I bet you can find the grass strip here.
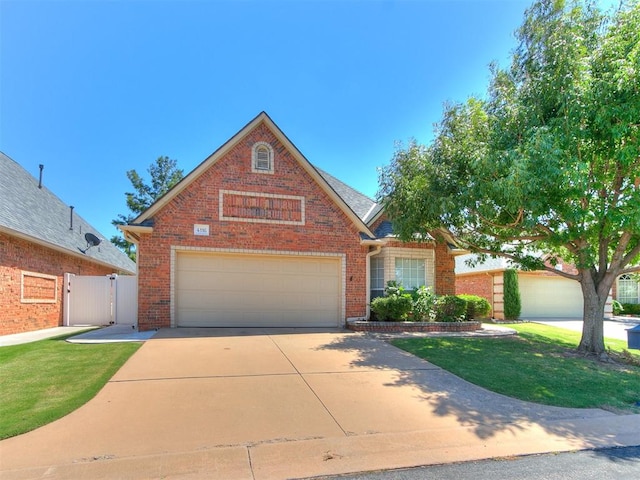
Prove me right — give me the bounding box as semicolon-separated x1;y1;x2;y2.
391;323;640;413
0;333;141;439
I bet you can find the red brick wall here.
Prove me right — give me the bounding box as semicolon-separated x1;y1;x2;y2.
434;241;456;295
0;232;114;335
136;122;371;330
456;273;494;300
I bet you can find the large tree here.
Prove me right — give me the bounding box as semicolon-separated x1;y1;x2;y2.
378;0;640;358
111;156;184;261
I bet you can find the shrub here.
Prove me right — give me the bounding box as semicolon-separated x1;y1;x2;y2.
612;300;623;315
370;281;413;321
457;294;492;320
410;286;437;321
503;269;521;320
433;295;467;322
621;303;640;316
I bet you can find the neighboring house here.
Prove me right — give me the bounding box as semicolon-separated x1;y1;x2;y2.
121;112;460;330
0;153;136;335
615;273;640;305
454;254;613;319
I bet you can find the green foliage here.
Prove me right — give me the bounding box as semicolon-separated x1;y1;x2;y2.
370;282;484;322
377;0;640;354
111;156;184;261
458;294;492;320
612;299;624;315
370;295;413;322
370;281;413;321
503;269;522;320
433;295;468;322
621;303;640;316
410;285;437;321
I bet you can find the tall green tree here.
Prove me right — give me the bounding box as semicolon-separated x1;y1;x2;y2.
503;269;522;320
378;0;640;358
111;156;184;261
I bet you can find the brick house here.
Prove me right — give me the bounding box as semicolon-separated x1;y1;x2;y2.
0;153;136;335
121;112;459;330
455;254;614;319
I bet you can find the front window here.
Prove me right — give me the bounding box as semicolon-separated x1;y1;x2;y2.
395;258;425;291
618;274;639;304
371;256;385;299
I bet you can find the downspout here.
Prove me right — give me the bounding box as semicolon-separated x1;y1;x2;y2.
365;244;383;320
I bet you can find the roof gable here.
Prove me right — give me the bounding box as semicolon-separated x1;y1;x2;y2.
0;152;136;274
131;112;375;237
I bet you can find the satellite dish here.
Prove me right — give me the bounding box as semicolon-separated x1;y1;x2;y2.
79;232;102;254
85;233;101;247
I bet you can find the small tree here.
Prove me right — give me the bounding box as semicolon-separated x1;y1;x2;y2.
111;156;184;261
503;269;521;321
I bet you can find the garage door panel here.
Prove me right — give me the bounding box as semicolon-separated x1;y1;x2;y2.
176;252;341;327
519;276;583;318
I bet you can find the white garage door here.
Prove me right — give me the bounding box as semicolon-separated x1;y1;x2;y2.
519;275;583;318
176;252;341;327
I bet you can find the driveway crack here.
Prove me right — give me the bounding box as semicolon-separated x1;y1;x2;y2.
246;446;256;480
268;335;348;437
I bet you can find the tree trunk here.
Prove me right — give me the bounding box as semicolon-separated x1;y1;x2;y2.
577;270;611;358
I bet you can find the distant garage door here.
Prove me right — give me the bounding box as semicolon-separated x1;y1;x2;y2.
519;275;583;318
175;252;341;327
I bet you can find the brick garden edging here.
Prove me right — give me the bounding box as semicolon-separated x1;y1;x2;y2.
346;320;482;333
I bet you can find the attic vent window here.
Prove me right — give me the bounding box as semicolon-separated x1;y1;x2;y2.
252;142;274;174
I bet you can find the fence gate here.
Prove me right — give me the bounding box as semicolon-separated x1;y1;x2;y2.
64;274;137;327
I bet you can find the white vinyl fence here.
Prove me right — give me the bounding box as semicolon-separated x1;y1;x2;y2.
64;274;137;327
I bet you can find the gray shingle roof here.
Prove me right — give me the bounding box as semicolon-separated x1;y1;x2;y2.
0;152;136;274
314;167;379;222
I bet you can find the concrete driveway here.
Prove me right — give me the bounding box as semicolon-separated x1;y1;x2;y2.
532;317;640;342
2;329;640;480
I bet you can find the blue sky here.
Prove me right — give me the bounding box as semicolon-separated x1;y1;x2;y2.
2;0;561;241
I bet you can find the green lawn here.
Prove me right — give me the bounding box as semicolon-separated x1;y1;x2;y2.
392;323;640;413
0;333;141;439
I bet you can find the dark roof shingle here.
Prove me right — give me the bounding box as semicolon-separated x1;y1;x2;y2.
0;152;136;274
314;167;380;222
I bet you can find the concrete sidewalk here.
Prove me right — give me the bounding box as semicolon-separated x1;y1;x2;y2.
1;329;639;480
532;317;640;342
0;325;157;346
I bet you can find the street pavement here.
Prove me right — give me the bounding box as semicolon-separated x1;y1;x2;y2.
312;446;640;480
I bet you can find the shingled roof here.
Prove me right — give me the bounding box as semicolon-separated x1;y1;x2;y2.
0;152;136;274
314;167;382;223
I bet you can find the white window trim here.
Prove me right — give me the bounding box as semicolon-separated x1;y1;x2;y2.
618;274;640;304
21;270;58;304
251;142;274;174
373;247;435;292
395;257;427;291
370;255;385;297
